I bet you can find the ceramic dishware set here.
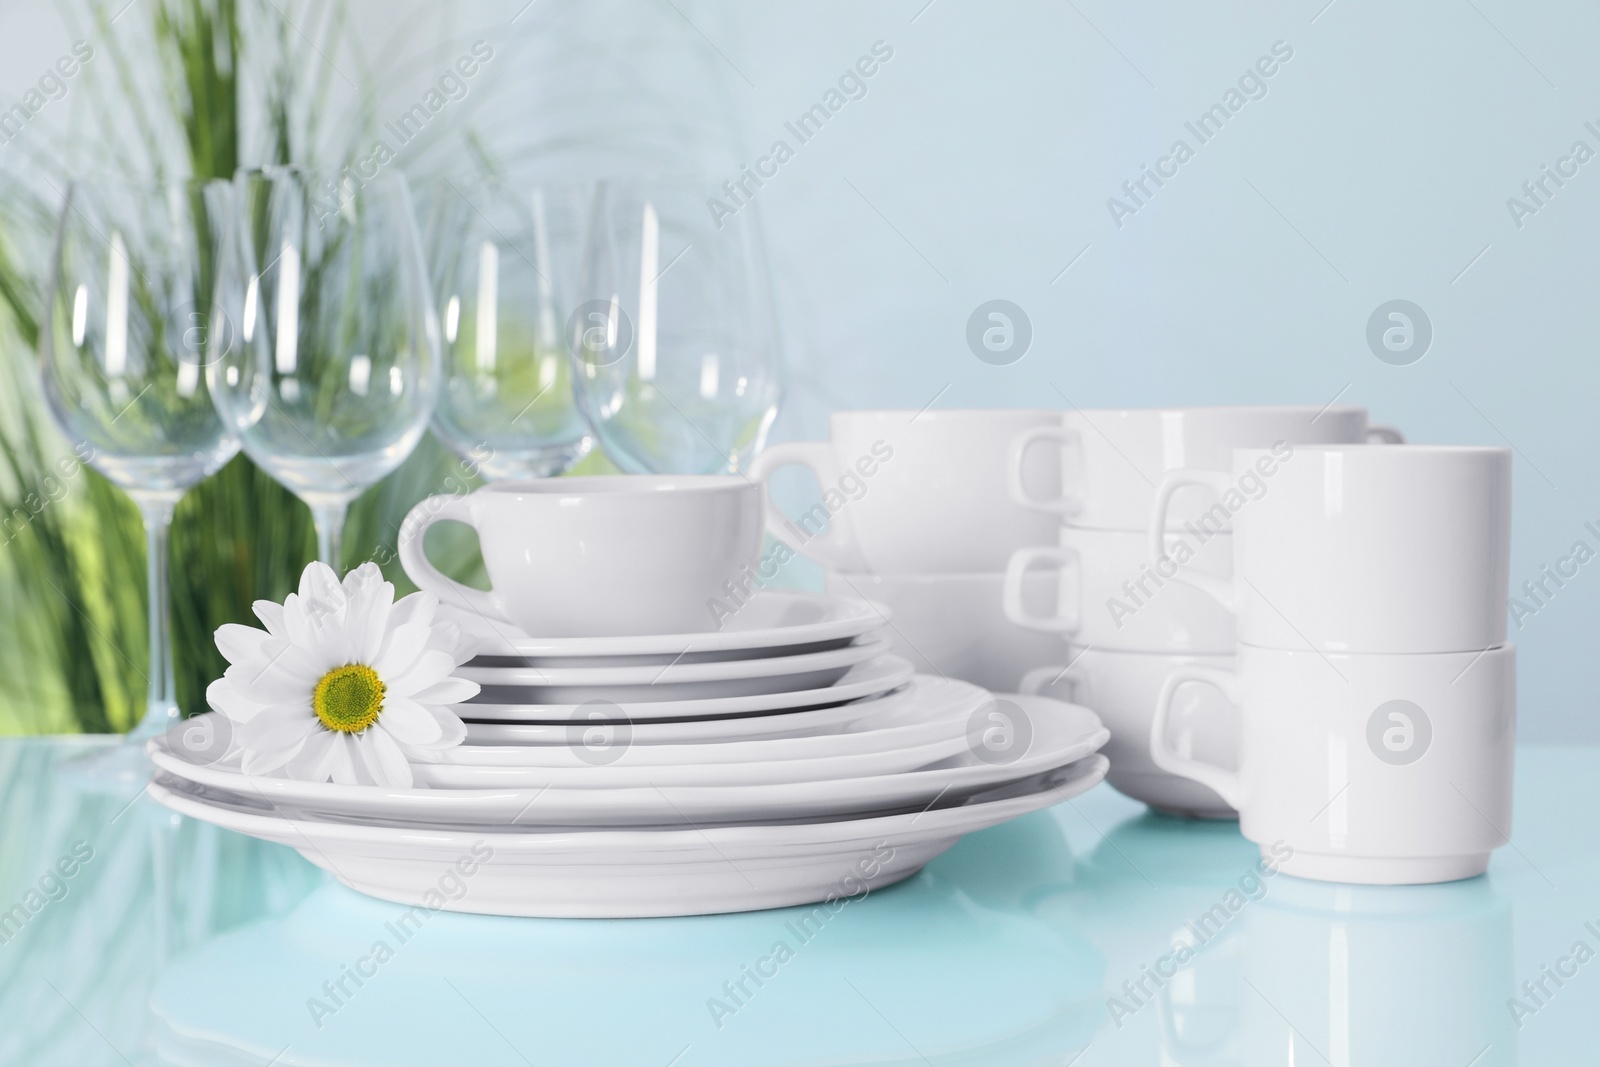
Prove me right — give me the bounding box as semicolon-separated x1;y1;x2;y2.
750;409;1066;692
1002;406;1405;820
1146;444;1515;884
148;476;1110;917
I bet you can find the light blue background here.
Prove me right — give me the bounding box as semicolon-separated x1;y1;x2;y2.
1;0;1591;739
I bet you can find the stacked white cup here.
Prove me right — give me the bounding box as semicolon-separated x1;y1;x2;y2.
1001;406;1403;819
1145;444;1515;884
748;409;1069;692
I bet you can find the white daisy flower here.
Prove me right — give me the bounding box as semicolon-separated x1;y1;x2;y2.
205;561;480;788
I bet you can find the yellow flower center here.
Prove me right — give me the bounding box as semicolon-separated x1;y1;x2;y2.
312;664;386;733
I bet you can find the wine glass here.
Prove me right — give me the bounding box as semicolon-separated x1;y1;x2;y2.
571;181;782;474
38;177;241;768
207;167;440;567
424;179;591;479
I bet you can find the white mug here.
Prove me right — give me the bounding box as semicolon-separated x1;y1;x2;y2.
1002;526;1235;653
824;570;1062;694
1151;643;1516;884
1009;405;1401;531
399;476;762;637
1151;445;1511;654
1021;646;1237;818
750;409;1062;573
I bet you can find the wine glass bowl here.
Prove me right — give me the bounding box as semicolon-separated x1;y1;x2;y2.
571;181;781;475
40;180;239;495
425;180;591;480
37;177;242;755
208;167;440;564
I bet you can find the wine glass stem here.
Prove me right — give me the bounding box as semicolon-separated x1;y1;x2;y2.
311;500;349;571
130;495;179;740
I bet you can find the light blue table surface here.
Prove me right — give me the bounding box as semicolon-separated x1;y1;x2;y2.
0;738;1587;1066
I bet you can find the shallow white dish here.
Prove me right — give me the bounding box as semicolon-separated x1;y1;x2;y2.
149;696;1109;828
442;676;984;765
462;655;913;722
444;591;888;660
464;636;891;704
147;756;1108;917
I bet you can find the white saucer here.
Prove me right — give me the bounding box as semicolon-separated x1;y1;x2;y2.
441;676;984;765
149;696;1109;828
461;655;914;722
444;591;888;660
146;756;1108;917
462;636;890;703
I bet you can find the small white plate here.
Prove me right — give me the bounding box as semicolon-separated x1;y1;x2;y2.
464;636;891;704
148;696;1108;828
146;756;1108;917
462;655;914;722
444;591;888;660
445;676;983;762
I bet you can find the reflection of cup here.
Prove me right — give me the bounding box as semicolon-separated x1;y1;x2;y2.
1003;526;1235;652
752;409;1063;573
1009;406;1397;531
400;475;762;636
1240;876;1513;1066
825;570;1062;693
1152;644;1516;884
1022;646;1237;818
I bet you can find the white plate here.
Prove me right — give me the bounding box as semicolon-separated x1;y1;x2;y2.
464;636;891;703
443;676;984;763
444;591;889;660
462;655;913;722
148;696;1108;828
146;756;1108;917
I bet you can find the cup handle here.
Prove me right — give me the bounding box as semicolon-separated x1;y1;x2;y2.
748;441;868;571
1147;467;1238;610
1150;665;1241;810
1007;425;1084;515
1019;663;1083;700
1002;545;1081;633
397;495;501;619
1365;422;1405;444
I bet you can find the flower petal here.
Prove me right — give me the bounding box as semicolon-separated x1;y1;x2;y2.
327;735;359;785
345;569;394;664
372;620;431;680
386;650;456;697
420;703;467;748
376;694;442;746
252;599;288;639
363;726;415;788
214;624;273;666
410;677;480;706
206;678;270;721
240;732;308;776
284;730;338;782
236;707;317;752
389;591;438;632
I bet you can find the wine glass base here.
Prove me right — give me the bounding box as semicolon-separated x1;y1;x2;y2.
56;738;159;797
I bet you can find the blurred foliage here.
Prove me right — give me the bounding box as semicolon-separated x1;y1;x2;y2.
0;0;598;733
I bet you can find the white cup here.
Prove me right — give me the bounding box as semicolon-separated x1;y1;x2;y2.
1009;405;1401;531
1021;646;1237;818
1151;445;1512;654
750;409;1062;573
1002;526;1235;653
1151;643;1516;884
399;476;762;637
824;570;1062;694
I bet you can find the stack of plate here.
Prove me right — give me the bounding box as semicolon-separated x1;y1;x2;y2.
147;592;1109;917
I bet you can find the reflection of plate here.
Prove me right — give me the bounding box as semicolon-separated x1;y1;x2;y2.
151;868;1103;1067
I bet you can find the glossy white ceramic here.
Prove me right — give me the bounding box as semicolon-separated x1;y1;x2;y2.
750;409;1062;573
145;755;1109;917
1009;405;1399;531
1150;643;1516;884
1152;445;1512;654
399;475;763;637
1021;645;1237;818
